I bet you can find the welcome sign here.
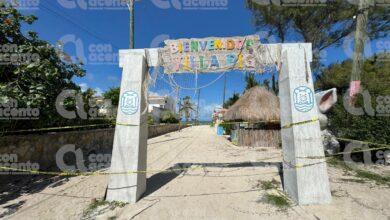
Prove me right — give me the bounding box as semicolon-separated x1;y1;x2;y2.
160;35;262;74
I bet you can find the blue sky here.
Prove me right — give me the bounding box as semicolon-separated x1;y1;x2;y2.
19;0;388;120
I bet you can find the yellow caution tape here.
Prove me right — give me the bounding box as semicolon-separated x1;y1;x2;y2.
0;156;281;176
283;137;390;168
0;136;388;176
0;122;187;134
281;118;319;129
1;124;114;134
0;165;202;176
336;137;390;148
114;122;140;127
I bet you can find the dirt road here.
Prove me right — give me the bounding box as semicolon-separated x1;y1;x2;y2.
1;126;389;219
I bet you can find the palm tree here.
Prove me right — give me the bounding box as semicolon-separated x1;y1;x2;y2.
178;96;196;123
245;72;259;91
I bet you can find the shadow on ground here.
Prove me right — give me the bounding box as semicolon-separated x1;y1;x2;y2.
144;161;283;197
0;174;70;218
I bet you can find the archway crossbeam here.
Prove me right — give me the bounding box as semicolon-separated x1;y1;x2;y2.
119;43;312;70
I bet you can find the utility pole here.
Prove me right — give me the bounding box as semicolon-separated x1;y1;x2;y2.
222;73;227;107
350;0;370;104
127;0;135;49
197;89;201;125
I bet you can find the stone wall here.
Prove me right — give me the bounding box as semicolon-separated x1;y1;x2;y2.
0;124;187;170
148;124;187;138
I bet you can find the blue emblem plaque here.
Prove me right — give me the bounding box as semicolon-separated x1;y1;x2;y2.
120;91;139;115
293;86;314;112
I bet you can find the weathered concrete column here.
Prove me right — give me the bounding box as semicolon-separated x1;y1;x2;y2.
106;51;148;203
279;45;332;205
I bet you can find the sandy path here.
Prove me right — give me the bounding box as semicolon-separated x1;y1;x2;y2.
1;125;389;219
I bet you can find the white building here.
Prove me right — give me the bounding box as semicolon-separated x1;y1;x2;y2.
148;95;177;123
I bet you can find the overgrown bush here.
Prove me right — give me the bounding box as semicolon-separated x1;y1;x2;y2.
160;110;179;124
315;54;390;145
147;114;154;125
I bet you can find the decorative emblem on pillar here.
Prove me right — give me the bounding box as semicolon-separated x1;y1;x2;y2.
293;86;314;112
120;91;139;115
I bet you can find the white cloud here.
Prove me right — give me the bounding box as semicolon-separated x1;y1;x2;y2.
95;87;103;96
198;101;221;121
107;75;119;82
79;83;88;92
149;91;160;97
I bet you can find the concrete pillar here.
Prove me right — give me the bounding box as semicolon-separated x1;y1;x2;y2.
279;45;332;205
106;52;148;203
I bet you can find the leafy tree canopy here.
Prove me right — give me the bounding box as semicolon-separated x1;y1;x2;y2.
0;3;86;130
245;72;259;90
160;110;179;124
246;0;389;70
315;53;390;144
179;96;195;122
103;87;120;106
223;92;240;109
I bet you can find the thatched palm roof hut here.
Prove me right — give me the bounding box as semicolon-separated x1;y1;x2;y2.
224;86;281;148
224;86;280;123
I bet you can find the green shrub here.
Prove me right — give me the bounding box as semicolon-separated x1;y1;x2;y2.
147;114;154;125
220;121;234;135
316;54;390;145
160;110;179;124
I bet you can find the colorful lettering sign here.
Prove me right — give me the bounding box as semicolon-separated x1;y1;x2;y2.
160;35;262;74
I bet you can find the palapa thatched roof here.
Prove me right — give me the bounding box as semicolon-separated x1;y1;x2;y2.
224;86;280;123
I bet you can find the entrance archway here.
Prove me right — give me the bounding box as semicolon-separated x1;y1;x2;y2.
105;36;331;205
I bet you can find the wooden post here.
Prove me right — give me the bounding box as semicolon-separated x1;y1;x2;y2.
106;51;148;203
279;45;332;205
350;0;370;102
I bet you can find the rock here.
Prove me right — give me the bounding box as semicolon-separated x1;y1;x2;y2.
321;129;340;155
